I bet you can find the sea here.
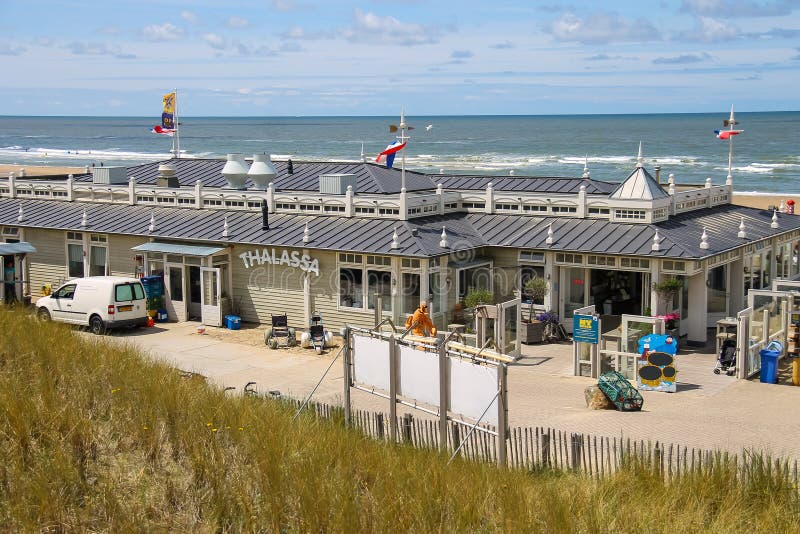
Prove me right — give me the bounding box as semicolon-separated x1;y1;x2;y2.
0;112;797;193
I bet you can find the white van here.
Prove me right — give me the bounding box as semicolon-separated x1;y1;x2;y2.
36;276;148;334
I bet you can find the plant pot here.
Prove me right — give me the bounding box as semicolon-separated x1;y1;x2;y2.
522;320;545;344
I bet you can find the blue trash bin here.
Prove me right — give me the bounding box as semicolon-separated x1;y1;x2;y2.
225;315;241;330
759;340;782;384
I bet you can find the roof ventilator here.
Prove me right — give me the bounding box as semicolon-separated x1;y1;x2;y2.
156;163;179;188
248;154;276;190
221;153;248;190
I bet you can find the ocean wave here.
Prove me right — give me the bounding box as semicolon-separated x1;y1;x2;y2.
0;146;170;161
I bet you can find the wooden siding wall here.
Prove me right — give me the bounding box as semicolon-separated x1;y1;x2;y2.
108;235;142;277
25;228;67;296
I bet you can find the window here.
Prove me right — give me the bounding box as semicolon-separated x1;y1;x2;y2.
555;253;583;266
402;272;421;316
552;206;577;213
89;245;107;276
115;282;145;302
588;207;610;215
462;202;485;209
367;270;392;311
300;204;321;211
339;267;363;308
587;255;616;267
54;284;76;299
402;258;420;269
379;208;399;216
615;209;646;220
355;206;376;215
275;202;294;210
620;257;650;269
324;205;345;213
444;202;459;210
367;255;391;266
520;265;545;305
67;232;85;278
495;203;517;211
519;250;545;263
339;253;362;264
2;227;19;237
523;204;547;212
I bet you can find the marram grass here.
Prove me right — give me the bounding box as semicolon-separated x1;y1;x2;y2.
0;310;798;532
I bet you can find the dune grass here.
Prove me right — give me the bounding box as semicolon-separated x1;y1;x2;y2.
0;309;798;532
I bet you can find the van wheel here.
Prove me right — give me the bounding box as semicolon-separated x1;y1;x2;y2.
89;315;106;335
38;308;51;321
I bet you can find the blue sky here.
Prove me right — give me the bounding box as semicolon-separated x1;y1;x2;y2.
0;0;798;116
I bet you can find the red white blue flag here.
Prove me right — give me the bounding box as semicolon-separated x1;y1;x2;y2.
715;129;742;140
150;125;176;136
376;140;406;168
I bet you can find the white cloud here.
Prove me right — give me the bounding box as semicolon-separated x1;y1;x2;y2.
548;12;661;44
678;17;740;41
227;16;249;29
0;42;26;55
142;23;184;42
61;41;136;59
680;0;800;18
272;0;299;11
451;50;473;59
202;33;227;50
180;10;198;24
345;8;440;46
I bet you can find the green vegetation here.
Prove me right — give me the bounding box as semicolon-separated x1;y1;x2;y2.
1;310;798;531
463;288;493;309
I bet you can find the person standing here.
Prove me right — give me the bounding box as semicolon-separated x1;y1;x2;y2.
4;259;15;304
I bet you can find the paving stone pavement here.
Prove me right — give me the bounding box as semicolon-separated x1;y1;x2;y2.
104;322;800;461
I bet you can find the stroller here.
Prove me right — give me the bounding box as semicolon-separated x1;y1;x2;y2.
300;311;333;354
714;338;737;375
265;313;297;349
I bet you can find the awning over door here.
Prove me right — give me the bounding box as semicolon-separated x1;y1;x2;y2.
132;242;225;257
0;242;36;254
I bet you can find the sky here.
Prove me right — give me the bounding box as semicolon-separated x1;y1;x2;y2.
0;0;799;116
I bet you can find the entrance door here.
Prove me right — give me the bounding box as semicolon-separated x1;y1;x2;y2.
707;264;729;324
188;266;201;320
200;267;222;327
165;264;186;322
561;267;588;333
497;299;521;357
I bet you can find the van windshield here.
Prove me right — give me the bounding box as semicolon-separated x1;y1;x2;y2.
115;282;145;302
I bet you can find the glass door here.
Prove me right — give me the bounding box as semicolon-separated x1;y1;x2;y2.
561;267;588;332
200;267;222;327
497;299;521;357
165;263;186;322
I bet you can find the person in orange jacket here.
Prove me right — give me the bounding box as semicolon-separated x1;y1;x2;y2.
406;301;437;337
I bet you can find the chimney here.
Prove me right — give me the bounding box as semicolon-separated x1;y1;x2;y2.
261;199;269;231
156;163;179;188
654;165;661;184
287;159;294;175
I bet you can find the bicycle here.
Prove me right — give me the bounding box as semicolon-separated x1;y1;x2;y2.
543;321;569;343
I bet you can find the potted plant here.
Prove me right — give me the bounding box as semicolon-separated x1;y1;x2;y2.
462;288;492;333
521;277;549;343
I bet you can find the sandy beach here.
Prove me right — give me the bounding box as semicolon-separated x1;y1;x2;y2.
0;163;796;212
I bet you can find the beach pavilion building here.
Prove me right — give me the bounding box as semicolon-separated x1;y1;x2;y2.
1;151;799;347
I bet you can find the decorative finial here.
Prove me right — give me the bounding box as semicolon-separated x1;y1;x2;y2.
148;213;156;233
780;200;785;213
636;141;643;168
738;217;746;239
771;209;779;229
545;223;553;245
579;184;586;192
582;156;590;179
81;209;88;227
17;204;24;223
222;215;229;238
652;230;660;252
700;228;709;250
303;222;310;243
360;142;365;162
705;177;712;188
509;170;514;175
391;227;399;250
439;168;444;174
439;226;448;248
668;173;675;185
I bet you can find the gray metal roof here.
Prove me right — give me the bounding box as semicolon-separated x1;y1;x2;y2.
2;198;798;260
71;158;618;196
609;167;669;200
73;159;439;195
435;175;616;194
0;241;36;254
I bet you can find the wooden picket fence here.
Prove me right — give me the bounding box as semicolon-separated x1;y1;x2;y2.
283;397;800;488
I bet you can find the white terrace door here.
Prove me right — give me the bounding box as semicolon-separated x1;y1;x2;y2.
165;263;186;322
560;267;589;333
200;267;222;327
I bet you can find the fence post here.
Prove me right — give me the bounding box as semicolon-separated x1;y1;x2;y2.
542;430;551;467
438;339;449;453
402;413;414;443
571;433;583;471
342;326;351;428
376;413;384;440
389;335;398;444
451;423;460;457
497;363;508;468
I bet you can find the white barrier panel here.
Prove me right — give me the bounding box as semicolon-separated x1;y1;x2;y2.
448;357;498;426
398;344;440;408
353;335;391;392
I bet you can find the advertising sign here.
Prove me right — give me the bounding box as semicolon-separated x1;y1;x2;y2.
573;313;599;344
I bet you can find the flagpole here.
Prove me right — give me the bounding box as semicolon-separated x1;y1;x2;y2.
399;108;408;191
174;88;180;159
727;104;734;186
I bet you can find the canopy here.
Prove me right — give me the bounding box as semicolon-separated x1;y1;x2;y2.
132;242;225;257
0;241;36;255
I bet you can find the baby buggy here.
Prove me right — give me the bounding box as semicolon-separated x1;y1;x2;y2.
714;338;737;375
265;313;297;349
300;311;333;354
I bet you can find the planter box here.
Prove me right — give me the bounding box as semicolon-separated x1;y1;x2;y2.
522;320;545;344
